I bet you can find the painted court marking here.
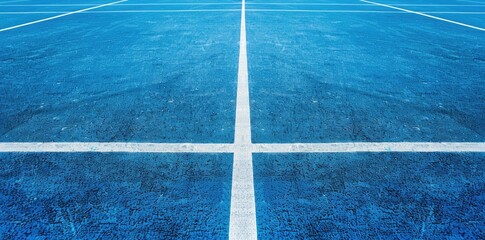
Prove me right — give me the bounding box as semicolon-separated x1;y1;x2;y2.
0;0;127;32
2;10;485;15
0;10;242;14
0;2;241;6
246;2;485;6
1;1;484;239
3;2;485;7
229;0;257;239
1;142;485;153
0;142;235;153
361;0;485;31
246;9;485;14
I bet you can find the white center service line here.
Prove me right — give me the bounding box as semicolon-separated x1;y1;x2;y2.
229;0;257;239
0;0;127;33
361;0;485;31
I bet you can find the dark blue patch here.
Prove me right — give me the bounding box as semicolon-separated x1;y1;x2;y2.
254;153;485;239
0;153;232;239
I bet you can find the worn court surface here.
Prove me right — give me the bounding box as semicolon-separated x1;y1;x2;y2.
0;0;484;239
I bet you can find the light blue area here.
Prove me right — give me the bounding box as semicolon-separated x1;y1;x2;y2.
0;11;240;142
0;153;233;239
254;153;485;239
247;11;485;143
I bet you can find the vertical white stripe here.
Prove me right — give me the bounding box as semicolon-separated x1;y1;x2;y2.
229;0;258;239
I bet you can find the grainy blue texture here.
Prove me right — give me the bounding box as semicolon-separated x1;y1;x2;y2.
254;153;485;239
247;5;485;143
0;5;240;142
0;153;232;239
1;0;485;238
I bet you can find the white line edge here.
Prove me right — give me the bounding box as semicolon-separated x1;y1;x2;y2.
1;142;484;153
361;0;485;31
3;10;485;15
229;0;258;238
0;0;127;32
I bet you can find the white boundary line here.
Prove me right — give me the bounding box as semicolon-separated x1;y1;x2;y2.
0;9;242;14
229;0;257;239
246;2;485;6
361;0;485;31
0;0;29;3
246;10;485;14
253;142;485;153
0;0;127;33
3;3;485;7
3;9;485;14
0;142;234;153
1;142;484;153
2;10;485;14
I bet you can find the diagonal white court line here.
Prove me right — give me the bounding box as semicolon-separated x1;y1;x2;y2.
229;0;257;239
0;0;127;33
361;0;485;31
1;142;484;153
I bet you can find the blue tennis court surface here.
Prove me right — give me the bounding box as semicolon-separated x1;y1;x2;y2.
0;0;484;238
0;153;232;238
247;3;484;143
1;4;240;142
254;153;485;238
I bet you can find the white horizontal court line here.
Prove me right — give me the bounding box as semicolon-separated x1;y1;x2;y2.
3;10;484;15
248;9;402;13
4;2;485;7
0;0;127;33
252;142;485;153
0;9;242;14
1;142;484;153
84;9;241;13
361;0;485;31
1;3;241;6
0;142;235;153
247;9;485;14
5;3;485;7
246;2;485;6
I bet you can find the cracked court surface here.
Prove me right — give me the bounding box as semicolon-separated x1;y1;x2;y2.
0;0;484;238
